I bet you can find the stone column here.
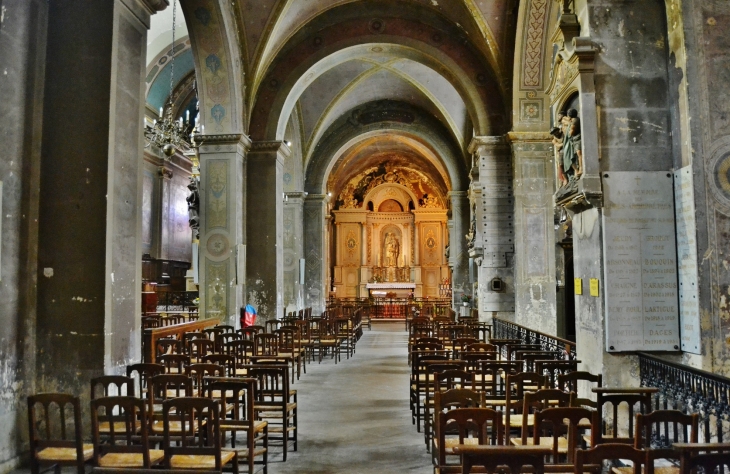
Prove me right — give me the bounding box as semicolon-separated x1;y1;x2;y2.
158;166;173;259
508;133;556;333
197;134;248;326
448;191;470;307
469;137;515;322
283;192;304;312
35;0;166;396
304;194;329;314
246;141;287;321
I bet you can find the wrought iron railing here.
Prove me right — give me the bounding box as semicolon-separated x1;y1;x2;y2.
492;318;577;359
639;352;730;443
156;290;198;311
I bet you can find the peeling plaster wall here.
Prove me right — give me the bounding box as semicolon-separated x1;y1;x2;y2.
0;1;46;469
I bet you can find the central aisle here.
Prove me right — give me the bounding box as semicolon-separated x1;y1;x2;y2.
270;321;432;473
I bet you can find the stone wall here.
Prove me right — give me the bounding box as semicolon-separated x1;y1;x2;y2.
0;1;47;469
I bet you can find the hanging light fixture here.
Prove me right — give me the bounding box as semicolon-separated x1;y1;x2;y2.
144;0;193;158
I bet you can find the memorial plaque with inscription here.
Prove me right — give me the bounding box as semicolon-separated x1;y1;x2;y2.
674;166;700;354
603;172;680;352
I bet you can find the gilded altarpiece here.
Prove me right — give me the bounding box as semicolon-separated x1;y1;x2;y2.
331;175;449;298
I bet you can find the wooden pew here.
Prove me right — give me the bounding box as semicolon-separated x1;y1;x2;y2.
143;319;219;364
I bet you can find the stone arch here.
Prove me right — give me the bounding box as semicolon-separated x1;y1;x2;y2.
364;183;419;212
180;0;244;134
304;102;467;195
250;14;506;141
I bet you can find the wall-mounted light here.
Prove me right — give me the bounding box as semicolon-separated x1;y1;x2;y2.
285;140;292;147
327;192;332;197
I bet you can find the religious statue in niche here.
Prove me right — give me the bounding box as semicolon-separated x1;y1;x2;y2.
384;232;400;267
186;176;200;240
550;108;583;188
465;205;476;250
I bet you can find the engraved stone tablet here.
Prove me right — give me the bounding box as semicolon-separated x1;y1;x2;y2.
603;172;679;352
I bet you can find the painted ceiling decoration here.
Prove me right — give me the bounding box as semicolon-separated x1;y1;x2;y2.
148;0;521;200
335;163;445;211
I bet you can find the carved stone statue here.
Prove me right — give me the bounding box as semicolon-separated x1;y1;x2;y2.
384;232;400;267
187;176;200;240
560;108;582;182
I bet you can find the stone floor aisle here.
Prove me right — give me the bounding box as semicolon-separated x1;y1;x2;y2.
268;321;432;473
10;321;432;474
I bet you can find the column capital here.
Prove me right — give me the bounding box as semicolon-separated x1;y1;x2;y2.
250;140;292;158
468;135;509;154
447;191;468;200
197;133;251;155
284;192;306;203
506;131;552;143
138;0;168;13
304;193;330;204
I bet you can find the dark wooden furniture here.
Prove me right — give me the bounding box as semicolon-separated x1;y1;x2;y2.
27;393;92;474
453;444;549;474
143;318;219;363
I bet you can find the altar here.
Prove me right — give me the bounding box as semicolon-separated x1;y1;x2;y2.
366;282;416;298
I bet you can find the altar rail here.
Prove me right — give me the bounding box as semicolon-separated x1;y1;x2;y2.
639;352;730;442
143;318;218;363
492;318;577;360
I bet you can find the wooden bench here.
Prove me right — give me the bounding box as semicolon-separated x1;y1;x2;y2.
143;319;219;363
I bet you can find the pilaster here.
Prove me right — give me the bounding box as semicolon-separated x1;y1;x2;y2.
508;132;557;333
304;194;330;314
283;192;305;313
246;141;288;320
197;134;249;325
448;191;469;307
468;136;515;322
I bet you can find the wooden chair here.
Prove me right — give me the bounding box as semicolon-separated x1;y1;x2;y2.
147;374;194;437
215;332;242;352
411;353;450;431
186;363;226;397
434;408;505;474
674;443;730;474
126;363;164;399
158;354;190;374
225;340;255;375
505;343;543;361
426;369;476;450
452;338;480;359
265;319;281;333
488;338;521;359
90;375;135;399
27;393;92;474
90;396;163;469
187;338;214;363
161;397;238;473
558;371;602;408
473;360;522;398
275;327;302;379
156;337;181;358
631;410;699;474
511;389;573;448
201;353;237;377
531;406;597;471
202;326;225;343
534;359;580;387
206;377;269;474
238;325;265;342
217;324;235;333
575;443;646;474
503;372;549;433
592;387;657;445
249;365;297;461
453;445;550;474
431;389;485;461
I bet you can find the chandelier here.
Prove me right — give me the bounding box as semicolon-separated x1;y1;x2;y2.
144;0;195;158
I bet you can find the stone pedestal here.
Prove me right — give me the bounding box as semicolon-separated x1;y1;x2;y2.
246;141;287;321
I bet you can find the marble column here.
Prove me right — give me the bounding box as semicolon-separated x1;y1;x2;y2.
304;194;329;314
283;192;305;313
448;191;470;307
197;134;248;326
35;0;166;397
469;137;515;322
508;133;556;333
246;141;287;321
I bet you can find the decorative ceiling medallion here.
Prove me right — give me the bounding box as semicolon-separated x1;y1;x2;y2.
369;18;385;34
